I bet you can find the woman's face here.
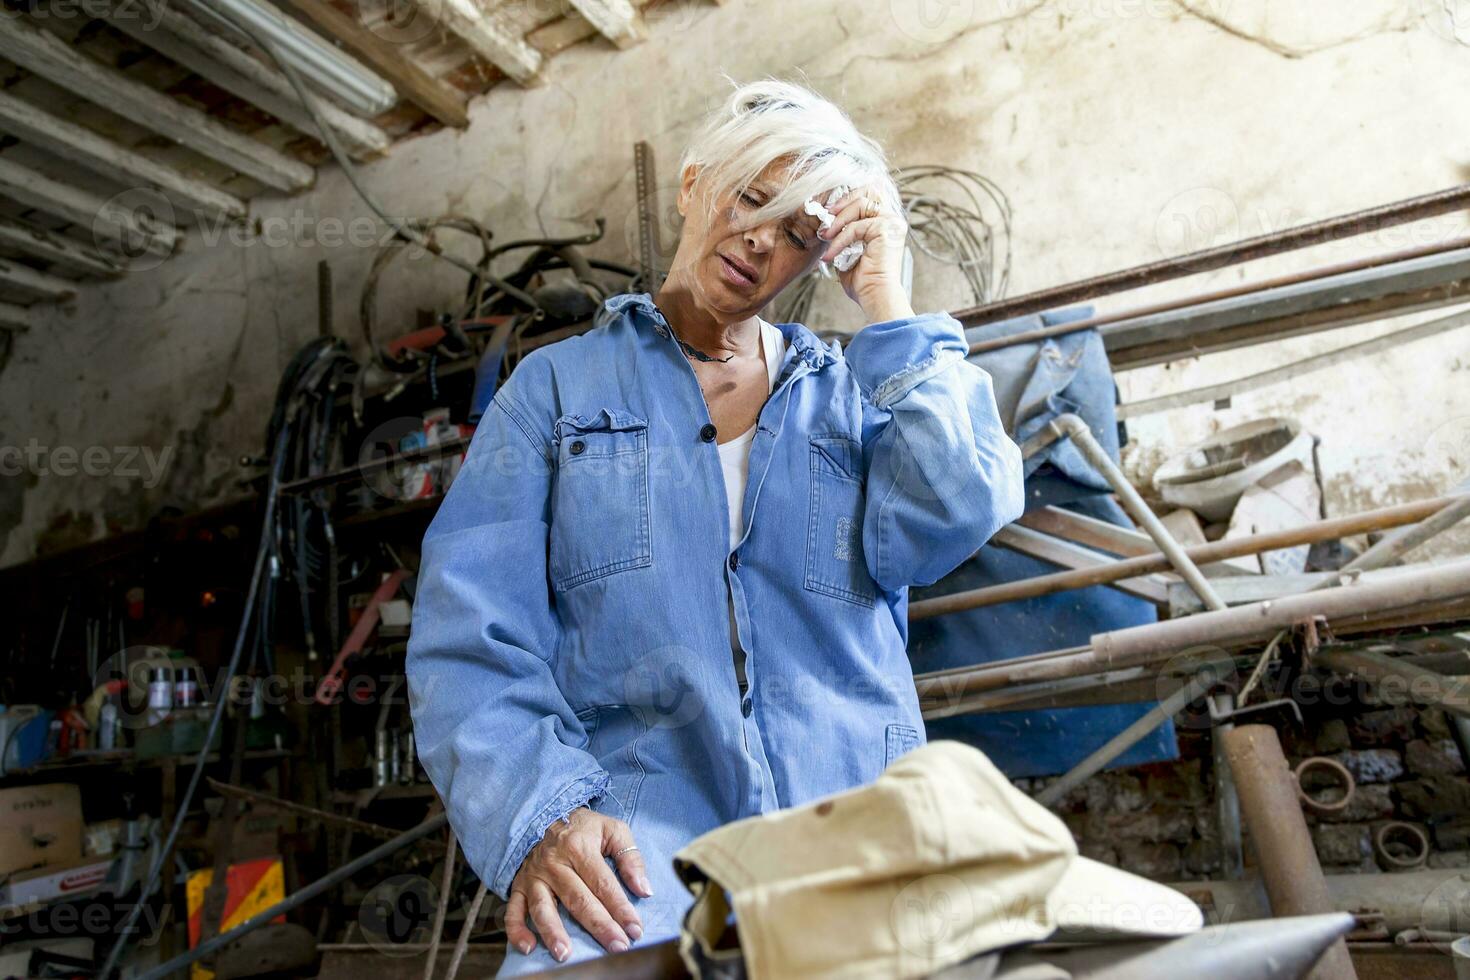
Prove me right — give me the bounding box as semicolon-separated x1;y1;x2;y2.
672;159;828;320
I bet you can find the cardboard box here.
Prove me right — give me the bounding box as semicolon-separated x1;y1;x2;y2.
0;784;83;878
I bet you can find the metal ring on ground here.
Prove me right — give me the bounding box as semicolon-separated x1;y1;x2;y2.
1374;821;1429;870
1294;756;1356;814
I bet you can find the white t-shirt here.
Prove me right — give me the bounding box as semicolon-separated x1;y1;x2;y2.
719;318;785;686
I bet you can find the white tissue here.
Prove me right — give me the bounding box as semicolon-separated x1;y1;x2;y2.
806;185;860;275
832;242;865;273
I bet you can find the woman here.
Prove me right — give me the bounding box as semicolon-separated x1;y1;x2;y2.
406;80;1024;974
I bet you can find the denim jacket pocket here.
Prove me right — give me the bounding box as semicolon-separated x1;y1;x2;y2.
884;723;921;767
805;434;876;606
574;704;648;826
550;409;652;591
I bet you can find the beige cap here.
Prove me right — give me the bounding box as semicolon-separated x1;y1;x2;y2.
674;741;1202;980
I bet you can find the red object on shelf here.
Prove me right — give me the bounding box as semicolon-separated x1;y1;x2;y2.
314;570;409;706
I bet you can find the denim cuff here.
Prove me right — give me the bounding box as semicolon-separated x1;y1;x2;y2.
494;769;611;897
843;311;969;409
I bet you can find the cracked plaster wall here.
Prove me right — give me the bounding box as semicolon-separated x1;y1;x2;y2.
2;0;1469;566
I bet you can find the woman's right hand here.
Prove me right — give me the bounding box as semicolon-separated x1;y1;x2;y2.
505;806;652;962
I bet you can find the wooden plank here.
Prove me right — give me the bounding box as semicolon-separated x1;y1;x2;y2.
0;215;122;278
991;525;1171;605
566;0;647;47
0;299;38;330
0;17;314;193
0;91;246;219
407;0;543;85
275;0;470;127
0;155;179;256
0;256;75;301
99;0;390;161
1017;506;1156;557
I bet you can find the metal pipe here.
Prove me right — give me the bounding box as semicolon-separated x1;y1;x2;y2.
1173;868;1470;933
1092;558;1470;667
915;559;1470;702
1313;647;1470;720
423;830;458;980
909;495;1460;620
1048;415;1227;612
956;182;1470;326
1035;667;1222;807
1222;725;1358;979
136;812;449;980
1116;306;1470;419
966;235;1470;356
1210;693;1245;880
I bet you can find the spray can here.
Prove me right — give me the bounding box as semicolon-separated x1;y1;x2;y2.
400;732;416;784
173;667;199;708
147;668;172;726
374;729;389;787
99;701;118;750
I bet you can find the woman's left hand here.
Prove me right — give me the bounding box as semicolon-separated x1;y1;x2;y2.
818;185;915;324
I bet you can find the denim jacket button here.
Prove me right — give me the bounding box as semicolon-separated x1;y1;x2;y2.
700;423;718;443
569;440;586;455
741;697;753;718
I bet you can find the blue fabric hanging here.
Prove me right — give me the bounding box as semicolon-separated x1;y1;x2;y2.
906;307;1178;779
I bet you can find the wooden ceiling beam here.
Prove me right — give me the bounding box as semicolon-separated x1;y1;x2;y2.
99;0;390;161
0;300;38;331
0;92;246;219
567;0;647;48
406;0;543;85
0;17;314;193
0;255;76;301
0;215;123;278
274;0;471;128
0;155;179;257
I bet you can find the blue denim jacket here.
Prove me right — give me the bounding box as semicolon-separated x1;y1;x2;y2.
406;292;1023;972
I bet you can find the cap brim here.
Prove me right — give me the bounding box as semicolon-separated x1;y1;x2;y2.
1046;856;1204;941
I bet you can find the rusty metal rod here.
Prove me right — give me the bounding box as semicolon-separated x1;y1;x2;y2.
1044;414;1227;612
914;559;1470;703
956;182;1470;327
1223;725;1358;979
909;495;1459;621
967;235;1470;355
1092;558;1470;667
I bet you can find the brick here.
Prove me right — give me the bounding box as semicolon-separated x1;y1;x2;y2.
1313;718;1351;754
1432;820;1470;851
1143;759;1207;807
1332;749;1405;784
1087;806;1195;844
1419;708;1453;741
1084;773;1147;814
1116;841;1181;880
1405;739;1465;777
1396;777;1470;822
1347;708;1417;747
1312;824;1370;865
1183;839;1221;876
1428;850;1470;869
1316;783;1395;824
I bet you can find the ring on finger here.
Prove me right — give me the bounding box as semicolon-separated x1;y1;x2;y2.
613;846;639;857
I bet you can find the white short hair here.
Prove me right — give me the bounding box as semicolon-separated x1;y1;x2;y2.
679;79;901;229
